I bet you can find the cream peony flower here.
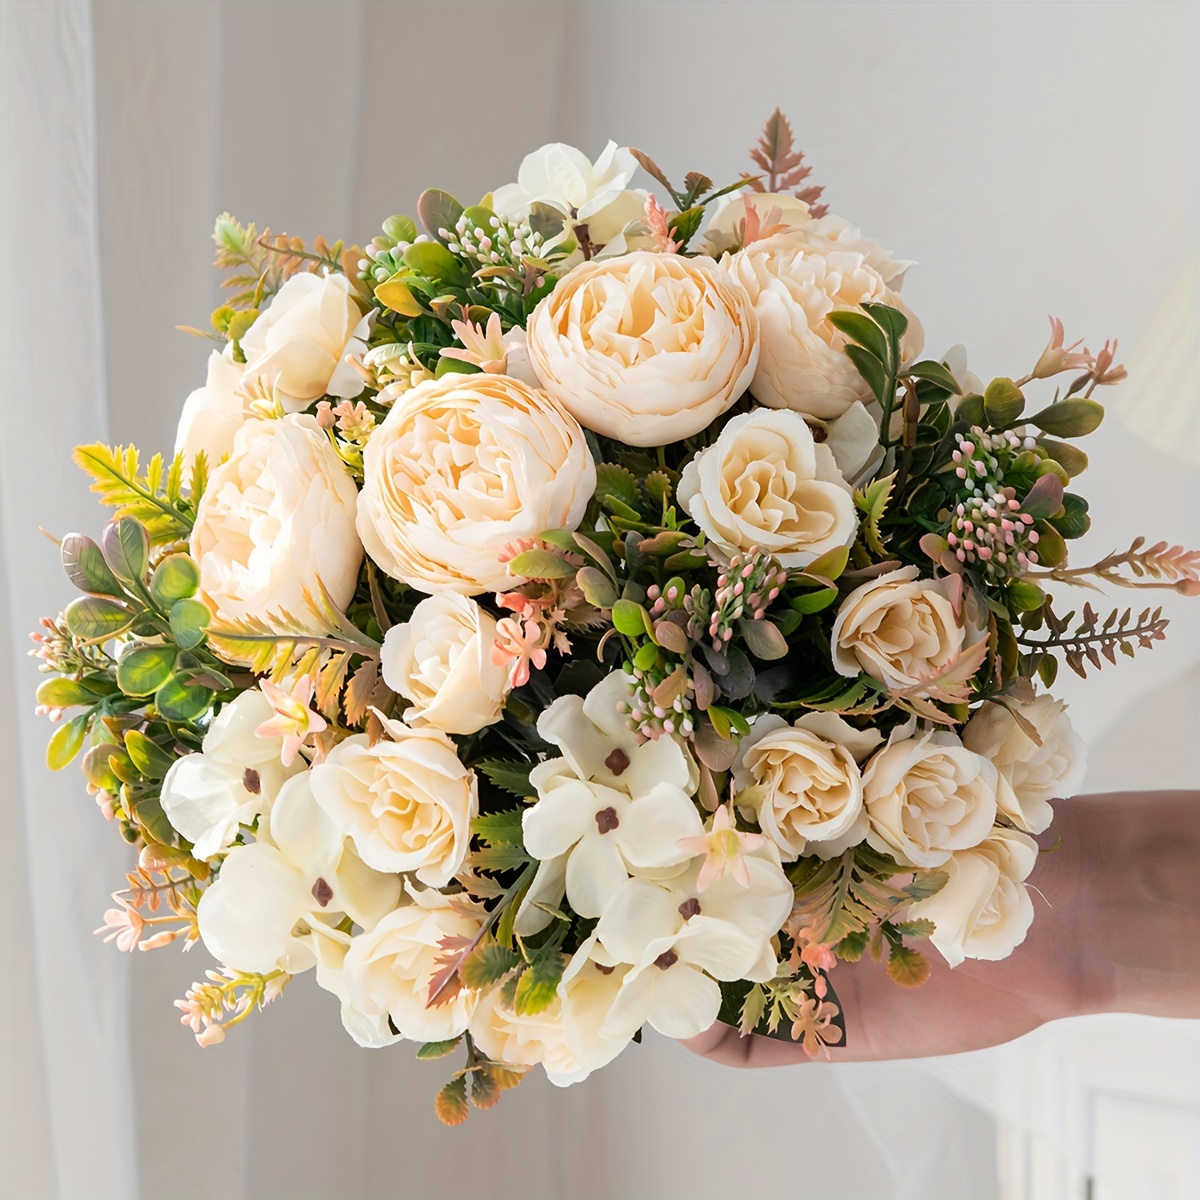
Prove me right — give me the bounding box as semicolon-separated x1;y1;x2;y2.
591;845;793;1041
190;414;362;632
724;231;922;419
381;593;510;735
733;712;882;860
525;251;759;446
469;989;588;1087
701;191;816;254
491;140;647;261
339;886;482;1043
160;691;303;859
677;408;857;568
862;725;1000;868
239;271;369;412
356;373;594;595
175;348;248;465
908;826;1038;967
831;566;972;694
308;715;477;886
196;771;402;976
963;694;1086;834
517;673;703;930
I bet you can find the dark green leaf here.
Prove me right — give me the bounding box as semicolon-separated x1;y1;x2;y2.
1028;398;1104;438
460;940;521;990
149;554;200;606
667;205;705;249
1037;437;1089;478
154;676;214;723
594;463;641;512
843;344;888;405
116;645;177;698
416;1037;462;1060
861;301;908;345
1007;581;1047;613
63;595;134;641
416;188;464;244
1050;493;1090;540
836;929;870;962
828;310;889;362
475;759;534;798
62;533;123;597
472;808;525;847
955;393;986;426
984;377;1025;427
906;360;961;394
169;598;210;650
470;844;533;872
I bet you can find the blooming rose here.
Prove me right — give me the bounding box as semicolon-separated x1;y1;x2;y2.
677;408;857;568
190;414;362;631
908;826;1038;967
832;566;973;694
381;593;510;735
862;725;999;868
239;271;369;412
356;373;594;595
724;231;922;419
160;691;303;859
309;715;477;886
526;251;759;446
175;348;248;464
963;694;1086;834
470;989;589;1087
196;771;401;976
339;887;482;1043
733;712;882;860
491;141;647;262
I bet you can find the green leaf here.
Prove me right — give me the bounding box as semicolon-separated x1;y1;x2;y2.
154;676;213;723
101;517;149;585
891;918;936;939
434;1076;469;1127
36;678;107;708
835;929;870;962
1006;581;1047;613
1037;652;1059;688
854;471;896;557
374;274;424;317
828;309;889;363
611;599;651;638
513;948;566;1016
116;645;177;697
416;188;465;244
667;205;705;249
150;554;200;606
903;869;949;902
1049;493;1090;540
472;808;525;847
460;940;521;990
124;729;177;779
576;566;617;609
791;586;838;614
984;377;1025;427
707;704;751;740
403;239;463;283
382;214;417;244
955;393;986;426
63;595;134;641
416;1037;462;1060
1037;437;1089;478
46;713;89;770
843;344;888;405
645;471;673;509
739;618;788;661
507;548;576;580
1028;398;1104;438
1020;472;1064;521
61;533;124;597
594;463;641;512
470;844;532;872
861;301;908;344
804;545;849;582
475;760;534;798
887;944;931;987
906;359;961;394
169;598;211;651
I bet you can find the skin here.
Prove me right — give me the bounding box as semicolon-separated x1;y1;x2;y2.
683;791;1200;1067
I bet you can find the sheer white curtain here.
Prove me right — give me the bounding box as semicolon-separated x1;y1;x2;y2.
3;2;1198;1198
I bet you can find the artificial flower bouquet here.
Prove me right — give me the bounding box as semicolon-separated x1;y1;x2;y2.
34;111;1200;1123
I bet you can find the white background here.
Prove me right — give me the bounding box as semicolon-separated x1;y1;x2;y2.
2;2;1198;1197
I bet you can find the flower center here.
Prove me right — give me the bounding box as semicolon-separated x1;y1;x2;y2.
678;898;701;920
311;877;333;908
654;950;679;970
242;768;261;794
595;806;620;834
604;747;630;776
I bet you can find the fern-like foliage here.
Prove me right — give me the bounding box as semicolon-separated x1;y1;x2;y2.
1041;537;1200;594
73;443;205;545
742;109;828;216
1017;600;1169;679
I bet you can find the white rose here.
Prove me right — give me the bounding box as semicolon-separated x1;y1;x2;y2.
832;566;972;694
724;231;923;419
469;989;588;1087
677;408;857;568
862;725;999;868
526;251;759;447
357;373;594;595
240;271;369;412
963;695;1086;834
191;414;362;632
160;691;303;859
491;140;647;261
733;712;882;860
381;593;510;735
908;826;1038;967
309;715;477;886
175;348;248;465
339;887;482;1043
196;771;402;976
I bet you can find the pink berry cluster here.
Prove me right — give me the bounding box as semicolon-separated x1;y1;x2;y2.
708;550;788;653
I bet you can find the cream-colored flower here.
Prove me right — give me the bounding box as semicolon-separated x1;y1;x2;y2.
469;989;588;1087
963;695;1086;834
831;566;971;694
724;231;922;419
677;408;857;568
701;192;815;255
491;140;647;261
196;771;402;976
526;251;759;446
309;715;477;886
356;373;594;595
240;271;369;412
339;886;482;1043
175;348;248;465
191;414;362;631
160;690;304;859
381;593;510;736
733;712;882;860
908;826;1038;967
862;725;999;868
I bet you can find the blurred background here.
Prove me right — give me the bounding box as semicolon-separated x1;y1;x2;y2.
2;1;1198;1197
